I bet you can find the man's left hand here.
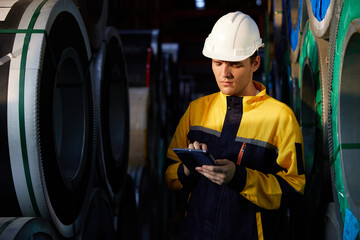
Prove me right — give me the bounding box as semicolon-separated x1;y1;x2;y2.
196;159;235;185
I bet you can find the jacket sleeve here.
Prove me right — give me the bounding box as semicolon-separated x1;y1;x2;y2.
165;104;197;190
228;106;306;210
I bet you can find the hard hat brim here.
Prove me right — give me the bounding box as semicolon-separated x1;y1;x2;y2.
202;43;264;62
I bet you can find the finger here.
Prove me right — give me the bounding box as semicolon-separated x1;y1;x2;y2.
196;167;213;176
197;167;222;177
193;141;201;150
183;164;190;176
200;165;220;173
197;170;224;185
188;143;194;149
200;143;208;150
197;165;231;185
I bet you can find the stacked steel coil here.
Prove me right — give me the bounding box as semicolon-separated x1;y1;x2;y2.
272;0;360;238
93;26;129;204
327;0;360;238
0;0;130;239
0;217;59;240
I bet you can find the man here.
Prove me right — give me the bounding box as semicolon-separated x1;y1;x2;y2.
165;11;305;239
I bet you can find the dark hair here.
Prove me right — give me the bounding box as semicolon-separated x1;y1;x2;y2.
249;51;259;65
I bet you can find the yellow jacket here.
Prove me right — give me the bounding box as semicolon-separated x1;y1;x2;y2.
165;81;305;239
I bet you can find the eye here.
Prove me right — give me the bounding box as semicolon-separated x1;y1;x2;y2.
213;60;222;66
231;63;242;68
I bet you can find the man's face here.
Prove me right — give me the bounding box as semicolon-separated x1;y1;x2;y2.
212;56;260;97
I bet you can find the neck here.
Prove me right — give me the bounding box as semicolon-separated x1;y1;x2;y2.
240;81;258;97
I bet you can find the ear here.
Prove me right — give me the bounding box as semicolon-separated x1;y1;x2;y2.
252;55;261;72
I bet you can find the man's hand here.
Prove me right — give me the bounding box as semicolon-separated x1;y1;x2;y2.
188;141;207;151
196;159;235;185
183;141;208;176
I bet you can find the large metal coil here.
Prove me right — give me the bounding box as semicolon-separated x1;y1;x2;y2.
128;86;149;167
0;217;59;240
93;26;130;202
0;0;96;238
327;0;360;235
120;30;161;177
298;21;332;239
299;22;320;189
306;0;335;39
72;0;108;50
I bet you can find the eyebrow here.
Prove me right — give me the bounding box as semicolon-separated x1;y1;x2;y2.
212;60;244;66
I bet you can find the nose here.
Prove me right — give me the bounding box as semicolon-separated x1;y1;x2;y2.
221;63;232;79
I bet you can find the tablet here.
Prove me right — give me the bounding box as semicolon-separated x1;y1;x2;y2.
173;148;217;172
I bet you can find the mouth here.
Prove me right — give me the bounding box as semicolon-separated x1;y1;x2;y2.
220;81;233;86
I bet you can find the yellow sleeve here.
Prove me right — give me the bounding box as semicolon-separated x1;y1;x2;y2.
232;107;306;210
165;104;192;190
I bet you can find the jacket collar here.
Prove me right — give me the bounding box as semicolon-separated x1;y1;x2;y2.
218;81;267;112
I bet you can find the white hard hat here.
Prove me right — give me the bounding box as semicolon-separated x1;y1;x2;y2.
202;11;264;62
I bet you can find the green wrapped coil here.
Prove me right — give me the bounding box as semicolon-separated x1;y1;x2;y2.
328;0;360;237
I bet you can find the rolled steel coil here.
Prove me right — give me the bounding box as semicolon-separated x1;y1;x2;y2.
0;0;96;238
299;21;332;239
306;0;335;39
120;30;162;176
286;0;309;63
94;26;130;202
76;188;116;240
72;0;108;50
299;21;322;181
327;0;360;233
128;87;149;170
0;217;59;240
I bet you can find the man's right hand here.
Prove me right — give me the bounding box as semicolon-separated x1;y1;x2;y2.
183;141;208;176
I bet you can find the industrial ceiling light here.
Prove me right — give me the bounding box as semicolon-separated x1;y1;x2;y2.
195;0;205;9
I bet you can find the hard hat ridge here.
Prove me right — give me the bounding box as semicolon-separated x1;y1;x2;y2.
202;11;264;62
